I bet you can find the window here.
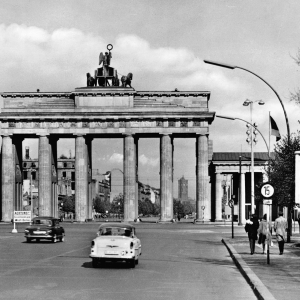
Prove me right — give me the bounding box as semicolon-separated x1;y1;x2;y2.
62;171;66;177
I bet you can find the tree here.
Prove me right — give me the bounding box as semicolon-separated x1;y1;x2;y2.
93;195;111;214
268;134;300;207
173;199;185;216
111;194;124;214
60;195;75;213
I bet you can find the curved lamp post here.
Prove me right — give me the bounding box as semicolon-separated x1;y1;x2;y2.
203;60;290;141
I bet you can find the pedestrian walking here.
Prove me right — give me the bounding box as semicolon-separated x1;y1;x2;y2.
245;214;259;255
257;214;272;254
274;211;287;255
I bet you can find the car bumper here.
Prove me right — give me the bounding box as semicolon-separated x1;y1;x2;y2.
25;234;53;239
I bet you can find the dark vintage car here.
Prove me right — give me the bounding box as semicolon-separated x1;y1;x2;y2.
24;216;65;243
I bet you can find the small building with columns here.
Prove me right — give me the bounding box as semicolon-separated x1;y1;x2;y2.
209;152;271;223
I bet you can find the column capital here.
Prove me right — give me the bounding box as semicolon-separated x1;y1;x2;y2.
37;133;49;137
73;134;86;137
196;133;209;137
1;134;12;137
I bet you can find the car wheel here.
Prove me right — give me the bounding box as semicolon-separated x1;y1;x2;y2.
135;259;139;265
52;235;57;243
128;259;135;268
26;238;31;243
92;258;98;268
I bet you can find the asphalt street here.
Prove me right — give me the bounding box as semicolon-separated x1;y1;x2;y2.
0;221;258;300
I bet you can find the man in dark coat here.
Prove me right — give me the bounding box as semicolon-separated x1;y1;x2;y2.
245;214;259;255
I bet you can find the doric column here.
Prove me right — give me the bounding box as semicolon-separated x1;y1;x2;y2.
123;134;136;221
75;135;88;222
195;134;210;222
38;134;52;216
159;134;173;222
238;172;246;225
1;135;14;222
215;172;222;221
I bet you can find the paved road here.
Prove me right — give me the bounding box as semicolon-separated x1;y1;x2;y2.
0;222;257;300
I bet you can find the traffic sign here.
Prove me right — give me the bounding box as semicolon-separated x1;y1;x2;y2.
263;199;273;205
260;182;274;199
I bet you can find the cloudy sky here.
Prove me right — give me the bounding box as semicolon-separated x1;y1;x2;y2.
1;0;300;198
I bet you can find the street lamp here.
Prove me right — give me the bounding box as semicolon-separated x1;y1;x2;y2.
243;99;265;215
203;59;290;140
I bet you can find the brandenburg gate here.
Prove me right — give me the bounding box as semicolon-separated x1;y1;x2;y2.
0;46;215;223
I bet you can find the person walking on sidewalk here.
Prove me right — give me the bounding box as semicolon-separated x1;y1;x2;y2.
258;214;272;254
245;214;259;255
274;211;287;255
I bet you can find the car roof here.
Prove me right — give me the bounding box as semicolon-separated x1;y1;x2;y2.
98;222;135;230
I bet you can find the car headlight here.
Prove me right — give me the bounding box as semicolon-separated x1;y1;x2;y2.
24;230;29;233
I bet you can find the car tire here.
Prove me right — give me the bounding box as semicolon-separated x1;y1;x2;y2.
135;259;139;265
92;258;98;268
128;259;135;268
26;238;31;243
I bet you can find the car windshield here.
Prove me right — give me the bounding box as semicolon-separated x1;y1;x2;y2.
99;227;132;237
33;219;52;226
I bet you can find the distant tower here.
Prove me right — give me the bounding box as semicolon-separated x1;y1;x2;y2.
178;175;188;201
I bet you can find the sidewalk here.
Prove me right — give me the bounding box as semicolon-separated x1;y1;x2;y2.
222;234;300;300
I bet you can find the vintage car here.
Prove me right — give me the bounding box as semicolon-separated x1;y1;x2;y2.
24;216;65;243
90;223;142;268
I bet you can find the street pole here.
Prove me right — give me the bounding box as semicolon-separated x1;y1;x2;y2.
250;102;255;215
239;156;242;225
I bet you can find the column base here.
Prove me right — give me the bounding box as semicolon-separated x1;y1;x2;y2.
158;219;176;224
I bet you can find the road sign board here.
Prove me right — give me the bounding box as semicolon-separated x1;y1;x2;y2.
261;182;274;198
263;199;273;205
14;211;31;223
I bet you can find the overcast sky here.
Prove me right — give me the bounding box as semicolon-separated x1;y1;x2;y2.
1;0;300;198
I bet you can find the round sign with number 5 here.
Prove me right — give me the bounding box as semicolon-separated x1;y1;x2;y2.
261;182;274;198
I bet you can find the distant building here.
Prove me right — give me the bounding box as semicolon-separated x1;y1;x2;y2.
138;181;160;205
178;176;188;202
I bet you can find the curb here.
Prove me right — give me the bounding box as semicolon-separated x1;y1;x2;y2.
222;239;277;300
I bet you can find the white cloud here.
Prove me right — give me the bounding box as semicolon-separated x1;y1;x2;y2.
139;154;159;167
0;24;240;93
109;153;123;164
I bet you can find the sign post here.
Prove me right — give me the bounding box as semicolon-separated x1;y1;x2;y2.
12;211;32;233
261;182;274;265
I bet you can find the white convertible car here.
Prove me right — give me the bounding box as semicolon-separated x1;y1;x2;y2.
90;223;142;268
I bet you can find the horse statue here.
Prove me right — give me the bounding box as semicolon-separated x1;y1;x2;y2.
121;73;133;88
86;73;96;87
